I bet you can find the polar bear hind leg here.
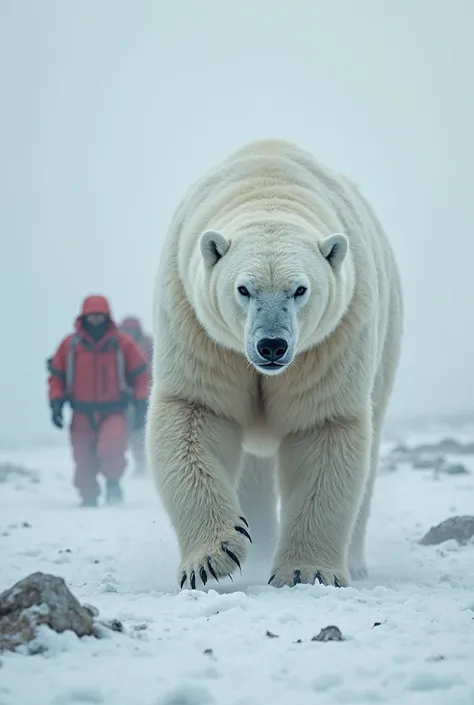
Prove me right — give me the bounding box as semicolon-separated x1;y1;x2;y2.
347;295;403;579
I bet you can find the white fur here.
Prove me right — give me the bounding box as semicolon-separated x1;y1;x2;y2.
147;138;403;589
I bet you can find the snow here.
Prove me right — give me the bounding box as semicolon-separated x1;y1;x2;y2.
1;425;474;705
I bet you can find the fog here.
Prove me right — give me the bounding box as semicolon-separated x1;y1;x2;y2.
1;0;473;447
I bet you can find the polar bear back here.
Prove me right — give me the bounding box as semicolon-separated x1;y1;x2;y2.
167;139;389;288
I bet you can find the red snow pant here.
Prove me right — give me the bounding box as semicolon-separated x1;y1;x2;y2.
69;412;127;500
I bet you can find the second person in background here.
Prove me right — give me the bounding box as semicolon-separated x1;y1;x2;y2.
119;316;153;476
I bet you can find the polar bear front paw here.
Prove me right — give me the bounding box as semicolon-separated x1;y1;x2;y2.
178;518;252;590
268;565;349;588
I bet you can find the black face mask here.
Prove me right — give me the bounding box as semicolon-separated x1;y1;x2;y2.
81;315;110;342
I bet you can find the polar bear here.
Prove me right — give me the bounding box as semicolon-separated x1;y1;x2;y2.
147;138;403;590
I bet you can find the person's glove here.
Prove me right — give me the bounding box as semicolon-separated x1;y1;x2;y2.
50;399;64;429
133;399;148;431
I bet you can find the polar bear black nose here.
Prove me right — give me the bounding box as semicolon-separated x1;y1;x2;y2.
257;337;288;362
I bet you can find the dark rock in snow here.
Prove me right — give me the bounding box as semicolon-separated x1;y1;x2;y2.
0;462;40;484
106;619;124;633
265;630;279;638
419;515;474;546
133;622;148;631
408;454;470;476
412;457;444;470
411;438;474;457
443;463;470;475
0;571;95;652
432;438;474;455
311;625;345;642
385;437;474;473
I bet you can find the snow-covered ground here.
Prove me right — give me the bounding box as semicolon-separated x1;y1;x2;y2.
1;425;474;705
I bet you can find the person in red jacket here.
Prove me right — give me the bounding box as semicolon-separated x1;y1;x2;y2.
48;295;150;507
119;316;153;367
119;316;153;476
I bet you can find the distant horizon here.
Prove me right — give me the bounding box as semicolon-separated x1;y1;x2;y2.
2;404;474;454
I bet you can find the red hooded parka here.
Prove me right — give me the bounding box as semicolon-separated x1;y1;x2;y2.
119;316;153;368
48;295;150;500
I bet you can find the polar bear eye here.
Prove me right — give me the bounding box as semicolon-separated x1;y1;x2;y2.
294;286;307;298
238;286;250;297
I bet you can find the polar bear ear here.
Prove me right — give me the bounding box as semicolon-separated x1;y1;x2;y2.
319;233;349;272
200;229;230;267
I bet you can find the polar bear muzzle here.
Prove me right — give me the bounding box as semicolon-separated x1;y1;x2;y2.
243;291;298;375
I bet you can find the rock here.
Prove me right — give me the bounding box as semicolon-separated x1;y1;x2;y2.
443;463;470;475
409;455;469;476
387;437;474;470
0;571;94;652
412;457;444;470
419;515;474;546
436;438;474;455
413;438;474;457
311;625;345;642
105;619;124;633
0;462;40;484
133;622;148;632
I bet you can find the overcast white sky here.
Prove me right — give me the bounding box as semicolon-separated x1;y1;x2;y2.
1;0;473;446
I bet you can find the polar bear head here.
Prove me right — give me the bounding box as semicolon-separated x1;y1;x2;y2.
197;223;353;375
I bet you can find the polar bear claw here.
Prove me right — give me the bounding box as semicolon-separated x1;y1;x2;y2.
268;565;349;588
178;522;252;590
